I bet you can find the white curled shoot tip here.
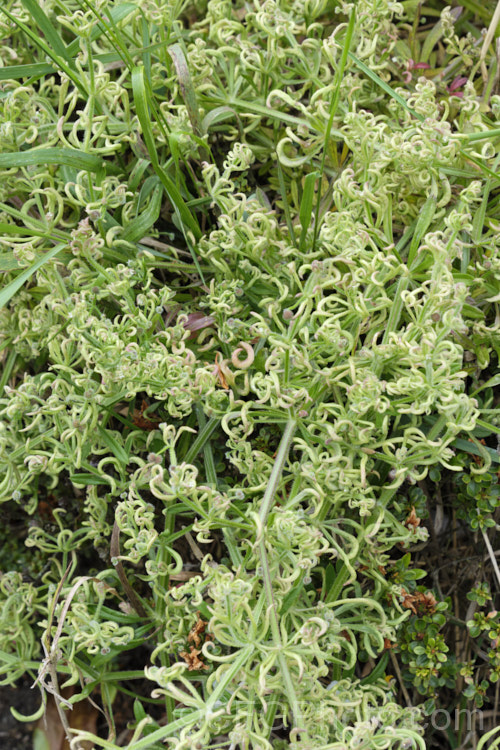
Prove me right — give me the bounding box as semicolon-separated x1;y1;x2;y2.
231;341;254;369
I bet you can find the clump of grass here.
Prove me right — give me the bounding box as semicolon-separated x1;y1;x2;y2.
0;1;500;749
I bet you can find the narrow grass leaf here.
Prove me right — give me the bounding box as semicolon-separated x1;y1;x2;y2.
0;244;66;309
276;159;297;247
202;106;238;132
127;158;151;192
0;350;17;393
0;254;19;271
382;192;438;345
280;575;307;615
452;437;500;464
0;63;55;81
184;417;220;464
436;166;482;178
472;175;494;243
0;222;58;240
456;127;500;142
461;302;484;320
20;0;72;65
407;187;438;267
360;652;389;685
459;0;494;22
461;150;500;184
75;0;134;69
325;563;350;604
169;44;203;136
122;184;163;242
0;39;168;82
194;404;217;487
474;418;500;436
66;3;137;56
299;171;318;251
0;6;88;98
206;96;326;134
258;420;297;529
471;373;500;396
132;65;201;240
0;148;107;172
312;7;356;250
323;563;337;594
349;53;423;120
420;16;448;63
140;13;152;83
97;426;129;466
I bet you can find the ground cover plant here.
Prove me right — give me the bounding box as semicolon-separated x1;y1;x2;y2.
1;0;500;748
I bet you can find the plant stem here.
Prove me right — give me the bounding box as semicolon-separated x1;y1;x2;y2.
256;418;305;734
258;419;296;525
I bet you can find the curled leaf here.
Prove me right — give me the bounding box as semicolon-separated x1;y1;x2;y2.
231;341;255;369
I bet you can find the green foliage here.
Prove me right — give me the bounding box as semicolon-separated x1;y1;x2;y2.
398;597;455;698
453;453;500;530
0;0;499;748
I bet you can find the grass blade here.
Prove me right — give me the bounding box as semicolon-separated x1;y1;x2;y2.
276;159;297;247
0;221;62;239
169;44;203;137
420;15;449;63
140;12;152;83
406;186;438;267
475;418;500;436
202;105;238;132
0;148;114;173
20;0;72;65
121;183;163;243
97;426;129;466
360;652;390;685
0;6;87;98
193;403;218;487
0;63;55;81
0;349;17;392
132;65;201;241
299;171;318;251
452;437;498;465
471;373;500;396
0;254;20;272
205;95;329;134
349;52;422;120
66;3;137;56
0;244;66;309
350;52;500;184
325;562;350;604
312;7;357;250
258;419;296;525
0;4;138;83
184;417;220;464
75;0;134;69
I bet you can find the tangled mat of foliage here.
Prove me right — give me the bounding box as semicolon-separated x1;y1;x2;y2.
1;0;500;748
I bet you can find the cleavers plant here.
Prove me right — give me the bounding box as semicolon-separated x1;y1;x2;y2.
0;1;500;749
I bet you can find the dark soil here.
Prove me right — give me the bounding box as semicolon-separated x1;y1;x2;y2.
0;676;39;749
